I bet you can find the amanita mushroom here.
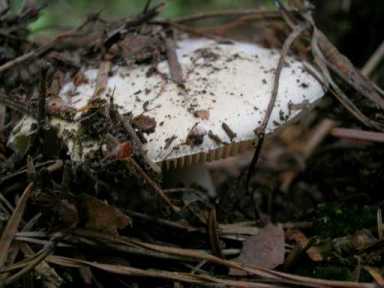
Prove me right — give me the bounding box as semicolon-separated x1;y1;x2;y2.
9;38;325;195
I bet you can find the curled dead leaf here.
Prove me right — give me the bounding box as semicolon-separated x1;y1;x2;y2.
119;34;163;63
77;194;132;235
230;223;285;275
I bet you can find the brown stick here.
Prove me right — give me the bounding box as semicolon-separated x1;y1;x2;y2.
330;127;384;144
173;9;282;24
361;39;384;78
246;22;310;191
126;158;179;212
111;110;160;174
164;36;184;86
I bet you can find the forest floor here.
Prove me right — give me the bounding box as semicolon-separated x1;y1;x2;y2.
1;1;384;287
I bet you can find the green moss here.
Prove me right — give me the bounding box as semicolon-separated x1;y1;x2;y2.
312;266;353;281
75;124;88;140
12;134;32;155
312;203;376;238
292;259;354;282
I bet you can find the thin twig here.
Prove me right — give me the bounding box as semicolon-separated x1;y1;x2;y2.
47;255;280;288
126;209;202;233
311;50;384;130
0;160;57;185
207;207;223;258
164;33;184;86
38;68;48;130
155;9;284;39
278;0;384;130
3;240;56;285
195;13;281;35
0;12;109;74
330;127;384;143
246;22;310;191
361;39;384;77
126;158;180;212
316;30;384;111
78;230;375;288
104;2;164;48
0;92;34;116
109;106;160;174
173;9;283;24
0;46;48;74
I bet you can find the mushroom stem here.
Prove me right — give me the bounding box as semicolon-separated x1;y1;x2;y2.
164;164;216;198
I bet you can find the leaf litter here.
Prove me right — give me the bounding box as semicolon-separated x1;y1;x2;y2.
0;0;384;287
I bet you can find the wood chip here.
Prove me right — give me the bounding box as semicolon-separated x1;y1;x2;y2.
132;114;157;134
222;122;236;141
208;130;225;145
164;135;177;150
194;110;210;120
186;123;206;146
165;37;184;86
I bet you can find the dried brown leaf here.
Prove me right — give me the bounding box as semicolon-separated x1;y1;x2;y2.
119;35;162;63
77;194;131;235
286;228;323;262
230;223;285;275
106;141;134;160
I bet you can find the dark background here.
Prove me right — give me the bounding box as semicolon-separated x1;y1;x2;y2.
22;0;383;71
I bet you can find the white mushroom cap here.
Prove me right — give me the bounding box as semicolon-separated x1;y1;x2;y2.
9;38;325;169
